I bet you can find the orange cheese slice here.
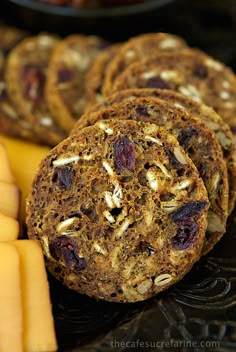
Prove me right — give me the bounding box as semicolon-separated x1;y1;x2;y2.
0;135;50;222
0;142;15;183
0;212;19;241
13;240;57;352
0;181;20;219
0;242;23;352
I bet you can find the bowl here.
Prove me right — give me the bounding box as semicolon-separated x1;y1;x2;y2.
2;0;177;40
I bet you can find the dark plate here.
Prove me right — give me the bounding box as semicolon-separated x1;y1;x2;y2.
2;0;175;40
1;1;236;351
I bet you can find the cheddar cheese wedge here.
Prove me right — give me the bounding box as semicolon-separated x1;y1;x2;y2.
0;142;15;183
0;242;23;352
0;212;19;241
0;181;20;219
0;135;50;222
13;240;57;352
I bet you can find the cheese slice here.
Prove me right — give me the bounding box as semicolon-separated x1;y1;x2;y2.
0;181;20;219
0;242;23;352
0;212;19;241
13;240;57;352
0;142;15;183
0;135;50;222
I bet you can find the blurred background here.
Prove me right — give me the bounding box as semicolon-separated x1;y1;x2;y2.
1;0;236;70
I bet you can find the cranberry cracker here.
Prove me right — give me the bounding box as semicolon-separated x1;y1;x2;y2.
6;34;67;146
102;32;188;96
46;34;108;133
27;119;208;302
0;24;38;141
84;88;236;214
72;97;229;255
112;49;236;135
84;44;120;109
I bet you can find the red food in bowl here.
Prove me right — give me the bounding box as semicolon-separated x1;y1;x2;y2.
34;0;148;8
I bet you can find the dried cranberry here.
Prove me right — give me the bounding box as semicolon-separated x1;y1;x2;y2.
172;220;198;249
230;126;236;134
178;128;198;149
171;201;208;222
139;241;155;255
37;0;69;5
0;86;7;102
135;105;150;118
193;65;208;79
21;64;45;103
52;167;75;189
197;162;208;179
72;0;93;8
49;235;86;271
114;137;136;172
100;0;146;6
147;76;170;89
58;68;74;83
0;68;4;80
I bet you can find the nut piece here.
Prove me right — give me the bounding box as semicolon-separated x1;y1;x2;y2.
115;219;130;238
125;50;135;59
172;179;192;191
53;155;80;166
210;172;220;192
205;58;223;71
103;210;115;223
137;279;153;294
112;183;123;208
98;121;113;135
153;161;172;179
207;211;225;233
161;200;179;212
154;273;173;286
93;242;107;256
102;161;114;176
56;217;76;233
145;135;163;145
142;70;158;79
219;91;230;100
40;116;53;126
159;37;179;49
215;131;232;150
160;70;178;81
173;147;187;165
42;236;50;257
104;183;123;208
146;170;158;191
178;85;202;103
1;103;18;119
104;191;114;208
